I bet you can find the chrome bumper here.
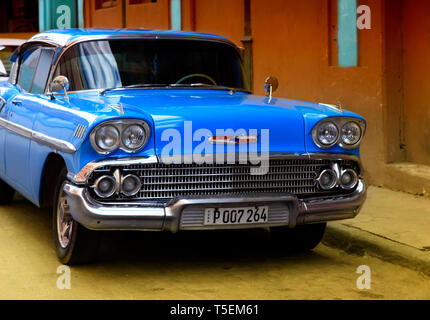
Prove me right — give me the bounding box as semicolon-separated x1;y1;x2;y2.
63;179;366;232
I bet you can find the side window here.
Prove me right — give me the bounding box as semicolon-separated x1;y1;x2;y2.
17;47;41;92
31;48;55;94
17;46;55;94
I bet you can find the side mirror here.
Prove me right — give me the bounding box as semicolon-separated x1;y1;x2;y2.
264;76;278;103
50;75;70;99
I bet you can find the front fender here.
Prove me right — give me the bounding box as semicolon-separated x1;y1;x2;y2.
29;95;156;204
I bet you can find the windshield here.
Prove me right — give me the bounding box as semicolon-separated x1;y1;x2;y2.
0;45;18;76
54;39;249;92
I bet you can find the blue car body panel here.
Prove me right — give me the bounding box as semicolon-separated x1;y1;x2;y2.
0;29;366;208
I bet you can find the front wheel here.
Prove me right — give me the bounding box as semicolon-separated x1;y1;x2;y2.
270;223;327;252
52;168;100;265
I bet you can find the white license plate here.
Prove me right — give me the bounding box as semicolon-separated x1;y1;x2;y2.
204;206;269;226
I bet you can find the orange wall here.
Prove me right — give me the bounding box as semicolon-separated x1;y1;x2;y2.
86;0;124;28
402;0;430;166
0;33;35;40
192;0;244;47
250;0;385;177
85;0;169;29
126;0;170;29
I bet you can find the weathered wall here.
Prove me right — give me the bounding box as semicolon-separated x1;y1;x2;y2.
402;0;430;166
192;0;244;46
84;0;169;29
383;0;406;164
85;0;124;28
126;0;170;29
0;33;35;40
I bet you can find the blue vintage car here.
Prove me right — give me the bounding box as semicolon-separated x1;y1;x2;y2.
0;29;366;265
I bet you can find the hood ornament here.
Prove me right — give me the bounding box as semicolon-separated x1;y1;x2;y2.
110;103;124;115
319;102;344;113
336;101;344;113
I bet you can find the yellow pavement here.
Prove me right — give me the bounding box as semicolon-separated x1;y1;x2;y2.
0;194;429;299
339;186;430;251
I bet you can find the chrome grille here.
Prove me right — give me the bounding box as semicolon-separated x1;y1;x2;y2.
90;159;357;201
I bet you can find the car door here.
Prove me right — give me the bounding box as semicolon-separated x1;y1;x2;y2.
0;57;20;177
4;45;54;196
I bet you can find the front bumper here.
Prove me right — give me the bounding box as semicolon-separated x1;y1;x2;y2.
63;179;366;232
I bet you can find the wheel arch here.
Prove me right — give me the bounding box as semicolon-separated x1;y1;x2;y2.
39;153;67;209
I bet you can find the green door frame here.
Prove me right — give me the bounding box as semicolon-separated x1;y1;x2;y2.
39;0;84;31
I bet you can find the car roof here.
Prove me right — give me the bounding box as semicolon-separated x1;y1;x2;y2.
0;39;26;46
28;28;233;48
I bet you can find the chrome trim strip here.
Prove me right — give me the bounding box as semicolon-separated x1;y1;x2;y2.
31;33;238;50
73;124;86;139
64;184;165;231
63;178;366;232
0;117;76;154
299;179;366;224
19;39;61;49
208;134;258;145
0;96;6;111
68;155;159;185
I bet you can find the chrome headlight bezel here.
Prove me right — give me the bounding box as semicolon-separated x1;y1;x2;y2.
312;117;365;149
340;121;362;147
90;119;150;154
92;124;120;154
315;121;339;148
121;124;148;152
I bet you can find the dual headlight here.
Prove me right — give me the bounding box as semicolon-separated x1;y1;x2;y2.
312;118;365;149
90;120;150;154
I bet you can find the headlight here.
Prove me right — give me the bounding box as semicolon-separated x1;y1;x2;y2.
94;125;120;153
341;122;362;146
317;169;338;190
90;120;150;154
316;122;339;147
93;175;118;198
121;174;142;196
312;117;365;149
121;124;147;152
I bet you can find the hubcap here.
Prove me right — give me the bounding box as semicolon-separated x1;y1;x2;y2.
56;182;74;248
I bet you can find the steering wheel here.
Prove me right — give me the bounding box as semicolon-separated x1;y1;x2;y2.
175;73;217;86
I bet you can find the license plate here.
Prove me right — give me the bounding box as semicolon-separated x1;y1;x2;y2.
204;206;269;226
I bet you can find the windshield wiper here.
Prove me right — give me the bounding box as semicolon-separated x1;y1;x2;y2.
100;83;245;95
99;84;170;95
168;83;238;93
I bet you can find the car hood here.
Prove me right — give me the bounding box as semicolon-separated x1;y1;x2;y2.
66;89;360;158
